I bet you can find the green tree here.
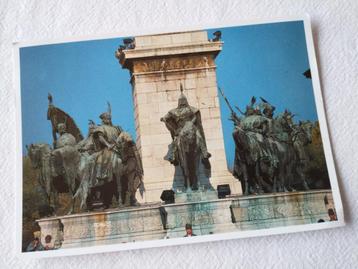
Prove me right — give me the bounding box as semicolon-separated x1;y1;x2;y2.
306;122;330;189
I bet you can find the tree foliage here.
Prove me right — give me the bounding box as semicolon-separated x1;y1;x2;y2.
306;122;331;189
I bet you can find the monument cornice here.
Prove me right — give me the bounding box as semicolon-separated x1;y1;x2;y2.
132;66;217;77
120;41;223;70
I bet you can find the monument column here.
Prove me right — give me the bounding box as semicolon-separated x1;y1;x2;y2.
117;31;242;203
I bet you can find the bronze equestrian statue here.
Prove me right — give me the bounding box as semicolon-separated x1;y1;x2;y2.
161;85;211;191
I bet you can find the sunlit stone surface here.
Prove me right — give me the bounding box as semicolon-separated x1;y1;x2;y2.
118;31;242;203
37;190;334;248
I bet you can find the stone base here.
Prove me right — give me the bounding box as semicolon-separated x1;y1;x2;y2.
135;173;242;204
174;190;218;203
36;190;335;249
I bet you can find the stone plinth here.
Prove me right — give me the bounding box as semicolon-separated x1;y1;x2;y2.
163;198;236;238
36;190;335;248
118;31;242;203
230;190;334;230
37;218;63;249
38;203;166;248
174;190;218;203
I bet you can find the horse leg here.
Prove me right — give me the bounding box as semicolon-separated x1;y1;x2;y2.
301;176;310;190
67;199;74;215
261;173;274;193
124;172;135;207
190;173;198;191
272;166;279;193
258;165;273;193
102;181;116;209
302;175;310;190
278;162;288;192
272;175;277;193
298;161;310;190
116;175;123;207
46;192;52;212
189;156;198;191
67;197;75;215
181;163;190;191
53;191;59;216
254;162;264;194
128;173;140;207
241;165;250;195
262;161;276;193
76;182;89;212
283;169;290;192
121;175;131;207
66;175;77;215
287;162;297;192
246;165;256;194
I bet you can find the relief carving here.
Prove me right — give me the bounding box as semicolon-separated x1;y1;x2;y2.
133;56;214;73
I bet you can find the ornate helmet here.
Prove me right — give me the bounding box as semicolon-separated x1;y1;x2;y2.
178;84;189;108
100;102;112;120
245;106;254;116
254;105;261;115
262;103;275;114
99;112;111;120
260;97;275;117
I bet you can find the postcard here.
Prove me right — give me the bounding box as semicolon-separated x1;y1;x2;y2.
15;17;344;258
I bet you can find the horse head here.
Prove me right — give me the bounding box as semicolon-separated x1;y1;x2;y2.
273;113;294;143
179;121;197;151
27;143;51;169
280;110;295;130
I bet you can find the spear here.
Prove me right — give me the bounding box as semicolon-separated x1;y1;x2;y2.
218;87;241;123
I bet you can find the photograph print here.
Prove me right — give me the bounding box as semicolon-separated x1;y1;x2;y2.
16;18;344;256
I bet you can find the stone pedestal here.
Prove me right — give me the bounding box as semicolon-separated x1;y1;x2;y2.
36;190;335;248
38;204;166;248
230;190;334;230
118;31;242;203
174;190;218;203
164;198;236;238
37;218;63;249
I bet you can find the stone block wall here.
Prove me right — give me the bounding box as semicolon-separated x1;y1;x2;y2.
119;31;242;202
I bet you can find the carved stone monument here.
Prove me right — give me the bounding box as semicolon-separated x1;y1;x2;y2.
32;32;337;250
37;190;334;247
117;31;242;202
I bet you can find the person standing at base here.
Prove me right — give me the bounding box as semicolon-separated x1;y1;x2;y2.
26;237;44;252
184;223;197;237
44;235;54;250
328;208;337;221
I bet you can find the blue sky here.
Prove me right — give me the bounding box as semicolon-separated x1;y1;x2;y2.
20;20;317;168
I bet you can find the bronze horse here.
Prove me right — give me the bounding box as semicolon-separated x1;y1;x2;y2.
177;121;200;190
27;143;81;214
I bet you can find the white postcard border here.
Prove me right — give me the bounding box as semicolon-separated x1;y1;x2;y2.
14;15;345;259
